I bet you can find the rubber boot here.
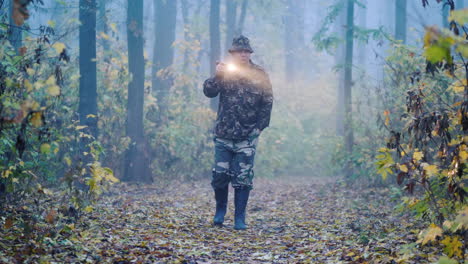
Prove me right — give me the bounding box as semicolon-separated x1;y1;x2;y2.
234;188;250;230
213;186;228;226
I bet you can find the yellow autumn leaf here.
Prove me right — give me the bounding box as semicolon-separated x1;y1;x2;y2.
109;23;117;32
400;164;408;173
423;164;438;177
453;206;468;230
456;44;468;58
26;68;35;76
460;150;468;162
459;144;468;161
24;79;32;92
31;101;40;111
88;178;99;194
34;81;43;90
47;85;60;96
449;9;468;24
30;112;43;127
52;42;66;53
105;174;119;183
104;168;119;183
100;32;110;40
441;236;463;258
40;143;51;154
47;20;56;28
64;156;72;166
84;206;94;213
413;151;424;161
418;223;442;245
450;79;466;93
2;170;12;178
45;75;55;86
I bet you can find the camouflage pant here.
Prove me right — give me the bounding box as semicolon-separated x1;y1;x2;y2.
211;134;259;190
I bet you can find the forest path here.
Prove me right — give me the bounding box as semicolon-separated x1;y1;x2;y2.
72;176;437;264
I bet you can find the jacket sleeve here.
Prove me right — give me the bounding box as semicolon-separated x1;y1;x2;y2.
203;74;224;98
257;73;273;131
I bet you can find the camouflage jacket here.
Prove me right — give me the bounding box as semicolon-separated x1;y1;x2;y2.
203;62;273;140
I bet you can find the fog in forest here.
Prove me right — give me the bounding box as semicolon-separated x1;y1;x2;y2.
1;0;462;179
1;0;467;262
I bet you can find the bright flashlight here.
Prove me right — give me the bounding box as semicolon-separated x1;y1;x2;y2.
226;63;238;72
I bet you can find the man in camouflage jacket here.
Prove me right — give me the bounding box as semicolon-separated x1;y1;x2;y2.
203;35;273;230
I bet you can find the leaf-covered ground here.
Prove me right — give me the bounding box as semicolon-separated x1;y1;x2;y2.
1;177;446;263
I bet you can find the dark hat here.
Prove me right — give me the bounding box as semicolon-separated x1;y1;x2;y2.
228;35;254;53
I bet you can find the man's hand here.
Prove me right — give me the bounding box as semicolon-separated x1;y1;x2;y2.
216;62;226;75
252;128;261;136
248;128;261;142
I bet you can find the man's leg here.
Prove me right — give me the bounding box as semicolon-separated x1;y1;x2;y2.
211;137;234;226
231;138;258;230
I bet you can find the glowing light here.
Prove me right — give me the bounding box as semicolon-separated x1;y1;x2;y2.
227;63;238;72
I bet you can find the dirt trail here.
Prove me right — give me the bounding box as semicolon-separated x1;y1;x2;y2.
73;177;433;264
2;177;439;263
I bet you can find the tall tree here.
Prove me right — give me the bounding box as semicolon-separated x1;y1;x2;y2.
395;0;407;43
344;0;354;177
357;0;367;66
79;0;98;138
98;0;110;57
8;0;28;52
284;0;305;82
284;3;294;82
124;0;152;183
236;0;248;35
181;0;191;70
209;0;221;111
225;0;237;52
152;0;177;123
335;0;347;137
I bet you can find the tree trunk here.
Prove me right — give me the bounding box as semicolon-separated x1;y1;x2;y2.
395;0;407;43
152;0;177;124
344;0;354;178
124;0;152;183
209;0;221;111
357;0;367;66
236;0;248;35
8;0;22;52
284;0;305;82
225;0;237;53
335;0;347;137
79;0;98;139
98;0;110;55
181;0;190;71
284;4;294;82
